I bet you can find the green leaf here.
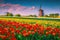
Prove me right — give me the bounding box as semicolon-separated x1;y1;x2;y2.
15;33;22;40
0;38;2;40
41;35;47;40
47;34;54;40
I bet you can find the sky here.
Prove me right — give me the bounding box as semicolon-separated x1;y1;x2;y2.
0;0;60;16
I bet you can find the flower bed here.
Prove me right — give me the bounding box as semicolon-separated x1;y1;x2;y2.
0;20;60;40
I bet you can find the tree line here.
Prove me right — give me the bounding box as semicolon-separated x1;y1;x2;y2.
44;13;59;18
5;12;37;17
3;12;60;18
6;12;21;17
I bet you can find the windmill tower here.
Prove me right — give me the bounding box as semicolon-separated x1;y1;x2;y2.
39;6;44;17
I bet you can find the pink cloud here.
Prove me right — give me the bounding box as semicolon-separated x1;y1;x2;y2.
0;4;6;7
28;6;35;10
0;4;36;15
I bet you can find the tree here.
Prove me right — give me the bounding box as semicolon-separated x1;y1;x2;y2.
44;15;49;17
49;13;59;18
15;14;21;17
49;14;54;17
6;12;13;16
29;15;33;17
54;13;59;17
28;15;37;17
33;15;37;17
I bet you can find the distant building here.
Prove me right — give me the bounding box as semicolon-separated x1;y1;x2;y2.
39;6;44;17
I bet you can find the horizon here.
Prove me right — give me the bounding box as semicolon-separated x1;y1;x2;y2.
0;0;60;16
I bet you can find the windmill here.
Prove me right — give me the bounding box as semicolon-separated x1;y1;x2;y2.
39;5;44;17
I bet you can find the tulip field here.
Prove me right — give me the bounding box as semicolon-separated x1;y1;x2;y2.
0;17;60;40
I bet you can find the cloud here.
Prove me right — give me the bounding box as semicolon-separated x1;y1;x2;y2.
28;6;35;10
0;4;36;15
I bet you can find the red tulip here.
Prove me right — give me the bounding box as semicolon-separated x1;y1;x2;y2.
46;31;49;36
10;37;17;40
52;32;56;36
16;30;20;34
31;31;35;34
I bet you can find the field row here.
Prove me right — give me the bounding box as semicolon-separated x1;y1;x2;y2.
0;20;60;40
0;17;60;28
